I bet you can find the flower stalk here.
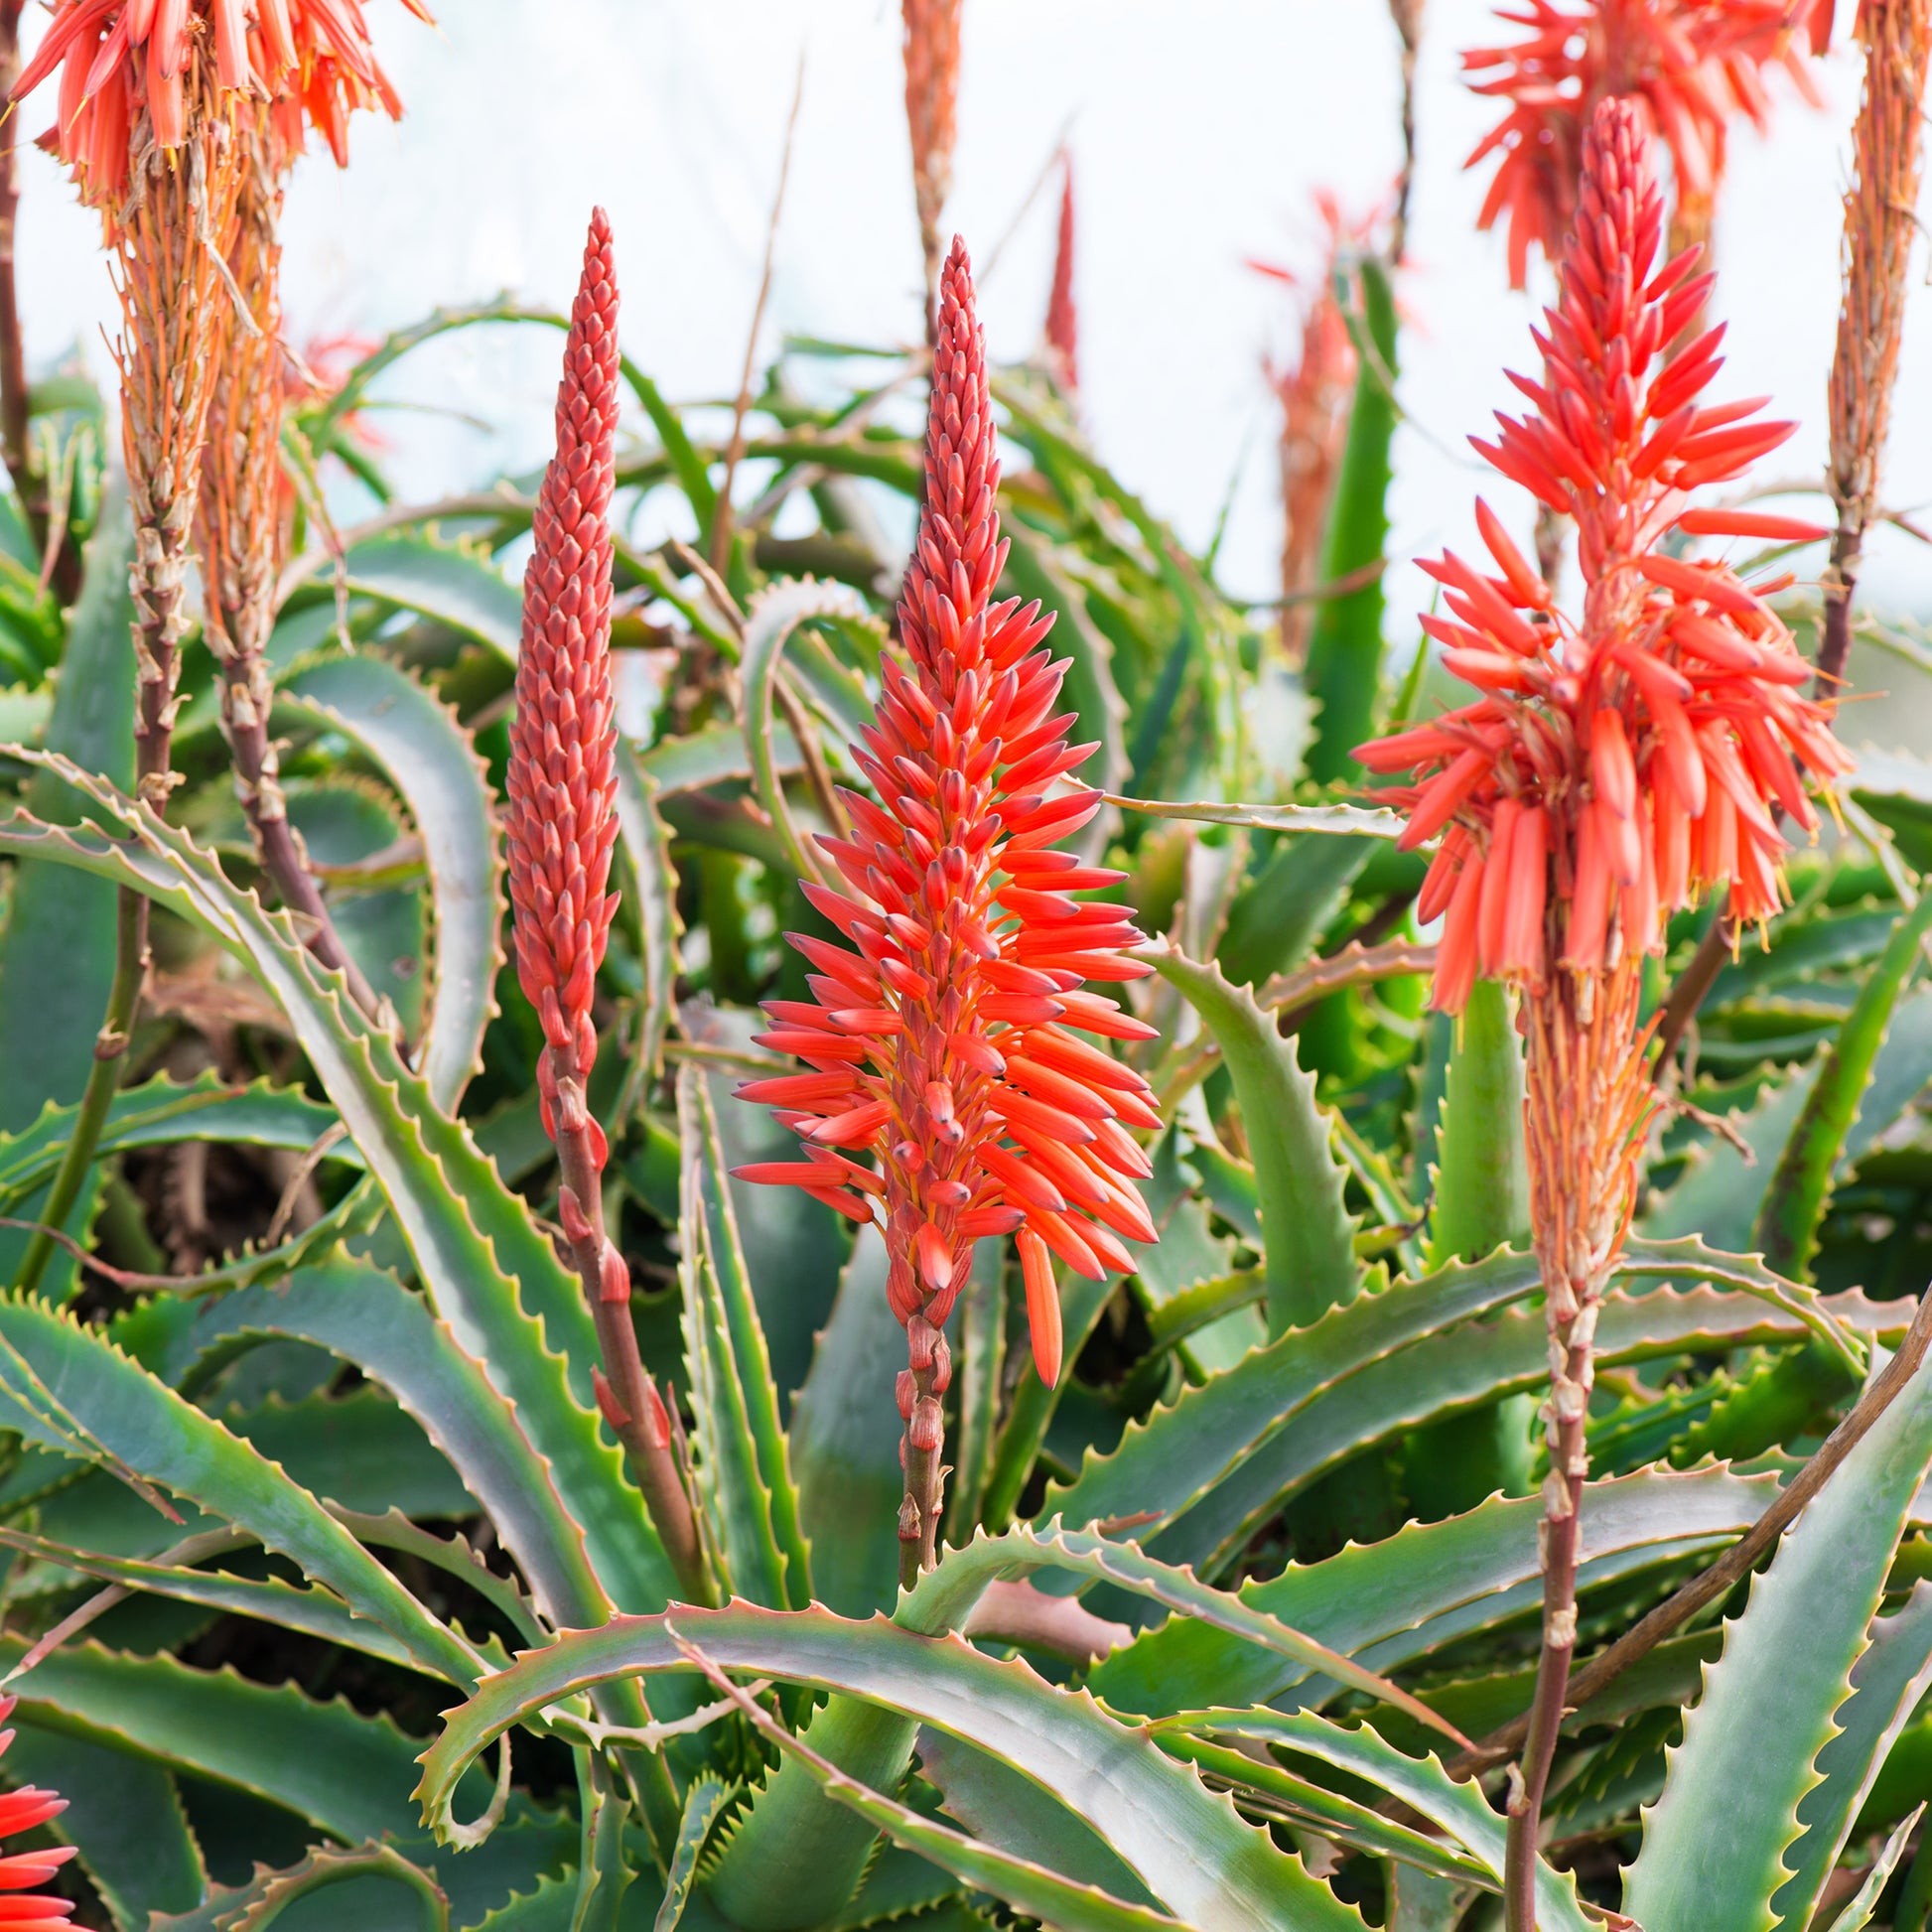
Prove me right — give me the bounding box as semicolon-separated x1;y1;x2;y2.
900;0;962;342
1357;98;1846;1927
737;238;1161;1586
1816;0;1932;693
505;210;708;1605
1043;154;1078;394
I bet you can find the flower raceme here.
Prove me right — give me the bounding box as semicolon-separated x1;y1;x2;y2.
1357;97;1850;1013
736;237;1162;1393
1463;0;1823;286
17;0;431;197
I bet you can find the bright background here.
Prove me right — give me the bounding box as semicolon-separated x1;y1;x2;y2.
12;0;1925;636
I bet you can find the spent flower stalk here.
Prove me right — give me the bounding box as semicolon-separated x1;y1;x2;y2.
1816;0;1932;693
505;210;708;1605
900;0;961;342
737;238;1162;1584
1355;96;1847;1928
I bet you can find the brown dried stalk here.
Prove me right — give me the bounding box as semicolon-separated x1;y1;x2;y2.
1506;949;1654;1928
1817;0;1932;692
1388;0;1425;266
198;108;377;1017
901;0;962;342
19;52;246;1298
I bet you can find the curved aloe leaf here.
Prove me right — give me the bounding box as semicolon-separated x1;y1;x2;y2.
6;1722;205;1931
652;1775;733;1932
323;534;521;659
1836;1809;1923;1932
1158;1709;1589;1932
181;1260;615;1630
1622;1338;1932;1932
1145;941;1359;1334
1302;253;1398;784
739;578;867;887
0;485;133;1290
1110;796;1401;840
1093;1464;1777;1719
279;651;504;1110
0;763;673;1615
1773;1584;1932;1928
635;719;801;796
0;1292;481;1685
152;1842;451;1932
897;1521;1463;1745
1756;893;1932;1280
677;1065;797;1608
689;1652;1209;1932
613;744;683;1093
0;1072;345;1208
1217;835;1373;991
6;1638;437;1843
416;1600;1364;1932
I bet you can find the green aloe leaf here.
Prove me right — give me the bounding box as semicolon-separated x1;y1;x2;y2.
180;1259;615;1630
6;1721;206;1931
1217;835;1373;990
1835;1809;1922;1932
634;719;801;796
1622;1340;1932;1932
946;1243;1005;1540
571;1750;634;1932
0;484;134;1290
694;1662;1209;1932
739;578;868;888
1756;892;1932;1280
5;1638;441;1844
613;745;684;1095
0;1072;346;1209
1773;1584;1932;1928
1091;1464;1777;1720
1145;941;1360;1334
414;1599;1363;1932
897;1521;1462;1743
652;1775;733;1932
0;764;673;1615
677;1065;798;1609
0;1292;481;1685
788;1225;907;1619
323;534;522;660
1111;796;1401;840
1157;1709;1590;1932
1302;252;1398;784
279;651;505;1111
150;1842;451;1932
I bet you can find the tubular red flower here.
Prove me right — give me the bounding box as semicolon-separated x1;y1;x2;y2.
1462;0;1824;287
738;236;1161;1399
16;0;431;200
0;1700;73;1927
1358;97;1850;1015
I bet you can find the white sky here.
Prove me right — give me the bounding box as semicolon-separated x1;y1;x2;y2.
12;0;1924;634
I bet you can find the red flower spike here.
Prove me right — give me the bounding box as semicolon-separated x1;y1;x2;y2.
503;214;708;1607
736;238;1162;1573
1357;98;1850;1016
0;1700;74;1927
1043;154;1079;394
16;0;431;200
1462;0;1825;288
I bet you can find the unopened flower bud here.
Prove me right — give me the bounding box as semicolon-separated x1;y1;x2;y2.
592;1364;629;1431
896;1370;918;1419
897;1495;922;1543
558;1184;595;1248
929;1333;952;1394
906;1315;938;1372
598;1242;630;1305
640;1376;673;1450
908;1397;943;1453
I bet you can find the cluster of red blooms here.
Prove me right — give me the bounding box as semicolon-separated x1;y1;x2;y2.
1357;97;1850;1013
504;210;624;1193
0;1699;73;1928
738;238;1161;1386
1463;0;1829;287
17;0;432;197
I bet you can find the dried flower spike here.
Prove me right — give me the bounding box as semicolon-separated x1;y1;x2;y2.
900;0;962;338
1816;0;1932;692
1462;0;1823;287
737;237;1162;1581
505;210;706;1605
1355;98;1846;1923
1043;153;1078;394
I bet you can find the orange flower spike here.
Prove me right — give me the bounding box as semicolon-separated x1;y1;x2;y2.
737;237;1162;1583
1462;0;1826;288
1043;153;1079;394
0;1698;75;1927
1358;96;1850;1015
